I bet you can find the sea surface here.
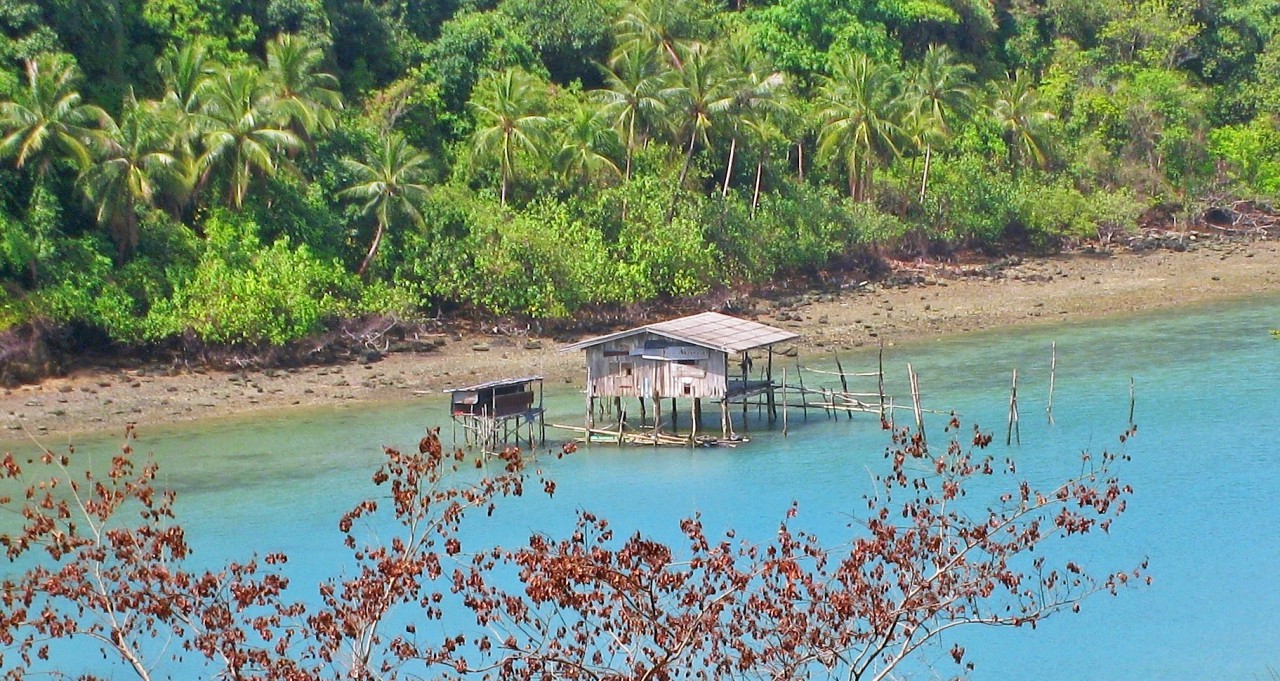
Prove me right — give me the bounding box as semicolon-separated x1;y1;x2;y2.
4;294;1279;680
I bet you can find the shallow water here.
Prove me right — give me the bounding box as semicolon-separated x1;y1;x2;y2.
6;294;1280;679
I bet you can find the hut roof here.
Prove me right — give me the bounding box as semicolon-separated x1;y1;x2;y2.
443;375;543;393
563;312;798;354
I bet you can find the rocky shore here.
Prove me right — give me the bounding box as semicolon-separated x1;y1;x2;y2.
2;235;1277;441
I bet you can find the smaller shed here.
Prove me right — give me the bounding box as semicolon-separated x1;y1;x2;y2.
443;375;544;450
563;312;798;440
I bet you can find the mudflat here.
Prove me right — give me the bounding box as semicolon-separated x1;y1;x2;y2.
3;237;1277;441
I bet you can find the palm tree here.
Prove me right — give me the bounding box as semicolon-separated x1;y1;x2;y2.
593;44;669;181
905;45;974;201
0;55;108;176
740;103;793;217
554;101;622;187
716;38;787;197
469;68;552;207
990;70;1056;171
815;54;904;201
197;64;301;209
659;44;733;189
339;134;432;276
613;0;708;71
263;33;343;141
79;91;182;260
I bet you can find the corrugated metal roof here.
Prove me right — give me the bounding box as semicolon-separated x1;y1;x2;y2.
562;312;798;354
443;375;543;393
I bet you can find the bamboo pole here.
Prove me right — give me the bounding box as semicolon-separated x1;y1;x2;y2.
833;352;852;420
908;364;925;443
654;395;662;446
766;347;776;421
689;400;697;446
878;342;887;423
1006;369;1020;446
721;397;729;439
1129;377;1136;425
1047;342;1057;425
795;358;809;420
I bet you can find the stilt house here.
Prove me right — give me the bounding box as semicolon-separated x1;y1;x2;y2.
563;312;798;440
444;375;544;450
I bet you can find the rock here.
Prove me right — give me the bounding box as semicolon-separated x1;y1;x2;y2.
524;339;543;350
362;348;383;364
472;343;491;352
57;384;73;393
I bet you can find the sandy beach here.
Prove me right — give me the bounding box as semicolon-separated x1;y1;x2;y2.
3;235;1277;441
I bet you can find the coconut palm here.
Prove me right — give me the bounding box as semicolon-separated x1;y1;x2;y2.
905;44;974;201
196;64;301;209
717;38;787;196
613;0;709;71
263;33;343;141
79;91;183;260
339;133;432;276
990;70;1056;171
593;44;669;181
0;54;108;175
659;44;733;189
554;101;622;187
740;104;793;217
469;68;552;207
815;54;904;201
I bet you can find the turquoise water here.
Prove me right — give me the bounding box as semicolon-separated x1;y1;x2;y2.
5;295;1280;679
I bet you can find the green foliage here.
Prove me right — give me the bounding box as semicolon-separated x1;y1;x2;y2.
1015;179;1144;246
1209;116;1280;196
423;11;545;117
149;211;357;345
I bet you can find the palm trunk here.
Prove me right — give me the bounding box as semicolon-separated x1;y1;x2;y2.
669;134;698;222
625;115;636;181
357;220;385;277
919;144;932;202
722;128;738;197
751;159;764;219
797;140;804;182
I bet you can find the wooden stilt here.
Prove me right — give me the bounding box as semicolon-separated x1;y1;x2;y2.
1006;368;1020;446
653;395;662;446
721;398;729;439
834;352;852;420
781;367;789;437
670;398;678;432
689;400;697;446
766;347;776;421
908;364;925;443
1046;342;1057;425
639;396;647;424
1129;377;1136;426
538;379;545;445
795;358;809;420
693;398;703;428
878;342;887;423
586;394;595;431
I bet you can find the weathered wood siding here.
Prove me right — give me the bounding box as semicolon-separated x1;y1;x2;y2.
585;332;726;399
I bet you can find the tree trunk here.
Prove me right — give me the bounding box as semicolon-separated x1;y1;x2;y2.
919;144;932;202
751;159;764;218
722;130;737;197
669;134;698;223
357;219;385;277
797;140;804;182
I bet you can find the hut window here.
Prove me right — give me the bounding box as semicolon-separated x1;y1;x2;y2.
683;384;693;395
677;359;699;366
621;362;633;377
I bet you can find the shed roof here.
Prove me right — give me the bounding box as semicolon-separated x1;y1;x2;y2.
562;312;798;354
443;375;543;394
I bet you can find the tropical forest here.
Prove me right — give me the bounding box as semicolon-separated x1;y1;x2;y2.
0;0;1277;360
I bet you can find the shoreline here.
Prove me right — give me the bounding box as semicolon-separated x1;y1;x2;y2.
4;237;1278;442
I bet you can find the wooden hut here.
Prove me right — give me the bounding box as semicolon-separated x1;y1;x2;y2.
443;375;544;450
563;312;798;441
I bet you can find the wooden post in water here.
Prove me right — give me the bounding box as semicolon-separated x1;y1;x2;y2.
1047;341;1057;425
671;398;678;432
720;398;730;439
878;342;887;423
1129;377;1136;425
795;358;809;420
689;400;697;446
908;364;925;443
1006;368;1021;446
781;367;789;437
693;398;702;429
834;352;852;420
653;394;662;446
639;396;647;424
766;347;776;421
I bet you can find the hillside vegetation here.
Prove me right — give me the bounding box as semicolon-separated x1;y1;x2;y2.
0;0;1276;358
